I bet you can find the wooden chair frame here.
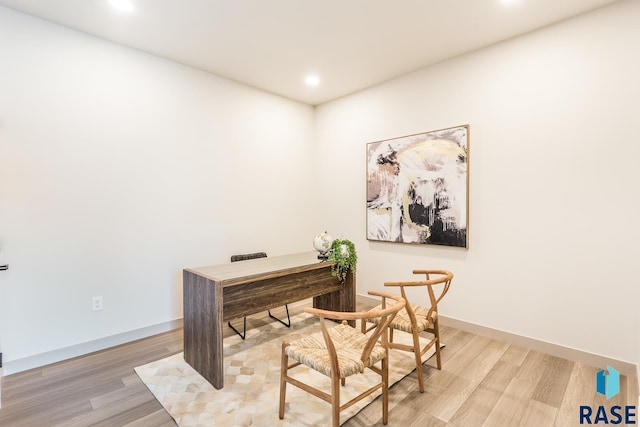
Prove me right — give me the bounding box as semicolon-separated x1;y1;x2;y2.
365;269;453;393
279;290;405;427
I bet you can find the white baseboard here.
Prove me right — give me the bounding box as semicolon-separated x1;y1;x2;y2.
0;366;4;409
357;294;638;378
2;318;183;376
439;314;637;377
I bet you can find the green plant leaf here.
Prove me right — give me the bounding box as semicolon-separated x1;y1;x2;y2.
327;239;357;283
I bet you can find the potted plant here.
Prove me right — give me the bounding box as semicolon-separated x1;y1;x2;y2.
327;238;357;282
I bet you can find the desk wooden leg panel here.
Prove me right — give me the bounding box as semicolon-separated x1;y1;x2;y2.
183;270;224;389
313;272;356;327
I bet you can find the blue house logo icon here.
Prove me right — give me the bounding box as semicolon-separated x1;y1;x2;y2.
596;365;620;399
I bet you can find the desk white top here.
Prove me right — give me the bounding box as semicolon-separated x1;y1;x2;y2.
184;251;332;285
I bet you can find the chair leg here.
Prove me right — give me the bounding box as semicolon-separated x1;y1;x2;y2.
268;305;291;327
412;330;425;393
228;317;247;340
331;371;341;427
382;356;389;425
279;342;289;420
434;319;442;370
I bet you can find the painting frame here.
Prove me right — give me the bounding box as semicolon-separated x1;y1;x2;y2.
366;125;469;248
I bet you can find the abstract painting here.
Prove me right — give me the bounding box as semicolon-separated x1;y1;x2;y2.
366;125;469;248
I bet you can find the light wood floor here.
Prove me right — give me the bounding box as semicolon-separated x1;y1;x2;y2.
0;302;637;427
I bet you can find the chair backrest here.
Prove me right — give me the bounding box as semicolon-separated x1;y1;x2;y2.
305;290;405;370
230;252;267;262
384;269;453;322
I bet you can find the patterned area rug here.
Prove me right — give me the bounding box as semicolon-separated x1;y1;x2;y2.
135;313;439;426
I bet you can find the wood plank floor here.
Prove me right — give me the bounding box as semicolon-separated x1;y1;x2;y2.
0;302;637;426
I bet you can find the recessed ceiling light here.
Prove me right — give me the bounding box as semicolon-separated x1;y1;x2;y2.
305;75;320;87
109;0;134;12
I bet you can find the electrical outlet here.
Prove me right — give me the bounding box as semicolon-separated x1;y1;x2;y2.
92;296;103;311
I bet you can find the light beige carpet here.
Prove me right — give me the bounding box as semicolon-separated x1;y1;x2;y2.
135;313;439;427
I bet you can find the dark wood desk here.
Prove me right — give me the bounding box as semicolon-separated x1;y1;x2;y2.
183;251;355;389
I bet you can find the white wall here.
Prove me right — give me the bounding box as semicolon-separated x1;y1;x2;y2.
1;1;639;376
0;7;316;372
315;0;640;365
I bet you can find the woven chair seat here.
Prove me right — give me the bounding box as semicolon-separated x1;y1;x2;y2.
285;323;387;378
370;303;436;334
280;290;406;426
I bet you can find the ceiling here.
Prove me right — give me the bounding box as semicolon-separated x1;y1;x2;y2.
0;0;621;105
